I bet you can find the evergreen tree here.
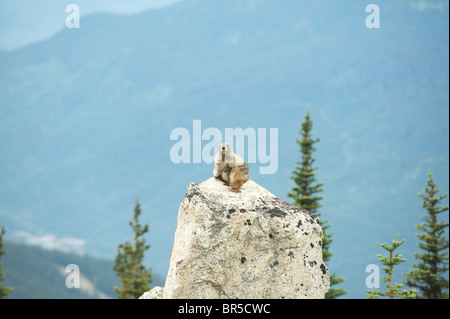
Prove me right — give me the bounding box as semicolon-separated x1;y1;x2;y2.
366;235;417;299
0;226;14;298
113;199;152;299
404;171;449;299
288;111;346;298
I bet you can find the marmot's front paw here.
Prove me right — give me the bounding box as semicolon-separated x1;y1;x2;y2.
215;176;225;183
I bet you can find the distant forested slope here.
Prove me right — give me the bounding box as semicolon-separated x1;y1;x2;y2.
2;242;164;298
2;241;119;298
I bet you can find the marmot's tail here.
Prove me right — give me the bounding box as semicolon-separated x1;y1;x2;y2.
230;178;246;193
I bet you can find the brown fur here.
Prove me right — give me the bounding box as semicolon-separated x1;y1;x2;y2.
230;177;247;193
213;143;249;193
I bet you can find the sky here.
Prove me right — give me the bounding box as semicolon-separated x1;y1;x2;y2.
0;0;183;51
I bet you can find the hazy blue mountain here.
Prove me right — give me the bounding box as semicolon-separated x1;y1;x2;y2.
2;241;165;298
2;241;117;298
0;0;448;298
0;0;183;51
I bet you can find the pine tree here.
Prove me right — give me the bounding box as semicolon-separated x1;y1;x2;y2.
113;198;152;299
404;171;449;299
0;226;14;298
288;111;346;298
366;235;417;299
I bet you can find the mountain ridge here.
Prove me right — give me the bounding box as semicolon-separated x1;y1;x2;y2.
2;241;165;298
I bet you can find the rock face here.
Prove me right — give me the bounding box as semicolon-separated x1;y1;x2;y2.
139;286;164;299
156;177;330;299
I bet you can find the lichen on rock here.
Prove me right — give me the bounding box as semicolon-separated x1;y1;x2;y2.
140;177;330;299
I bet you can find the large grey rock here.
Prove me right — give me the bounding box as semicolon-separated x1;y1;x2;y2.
160;177;330;299
139;286;164;299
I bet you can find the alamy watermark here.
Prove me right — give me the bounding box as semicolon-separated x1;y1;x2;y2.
65;3;380;30
65;264;80;289
169;120;278;174
365;4;380;29
66;4;80;29
365;264;380;289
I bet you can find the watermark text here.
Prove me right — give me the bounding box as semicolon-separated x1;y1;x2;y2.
170;120;278;174
65;264;80;288
365;264;380;289
66;4;80;29
366;4;380;29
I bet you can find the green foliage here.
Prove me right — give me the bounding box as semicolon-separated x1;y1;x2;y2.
113;198;152;299
366;235;417;299
288;111;323;214
0;226;14;298
288;111;346;299
404;171;449;299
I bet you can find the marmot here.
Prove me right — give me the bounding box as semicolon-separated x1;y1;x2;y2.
213;143;249;193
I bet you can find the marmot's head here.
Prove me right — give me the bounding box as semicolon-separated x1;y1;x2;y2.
218;143;234;162
220;143;232;154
